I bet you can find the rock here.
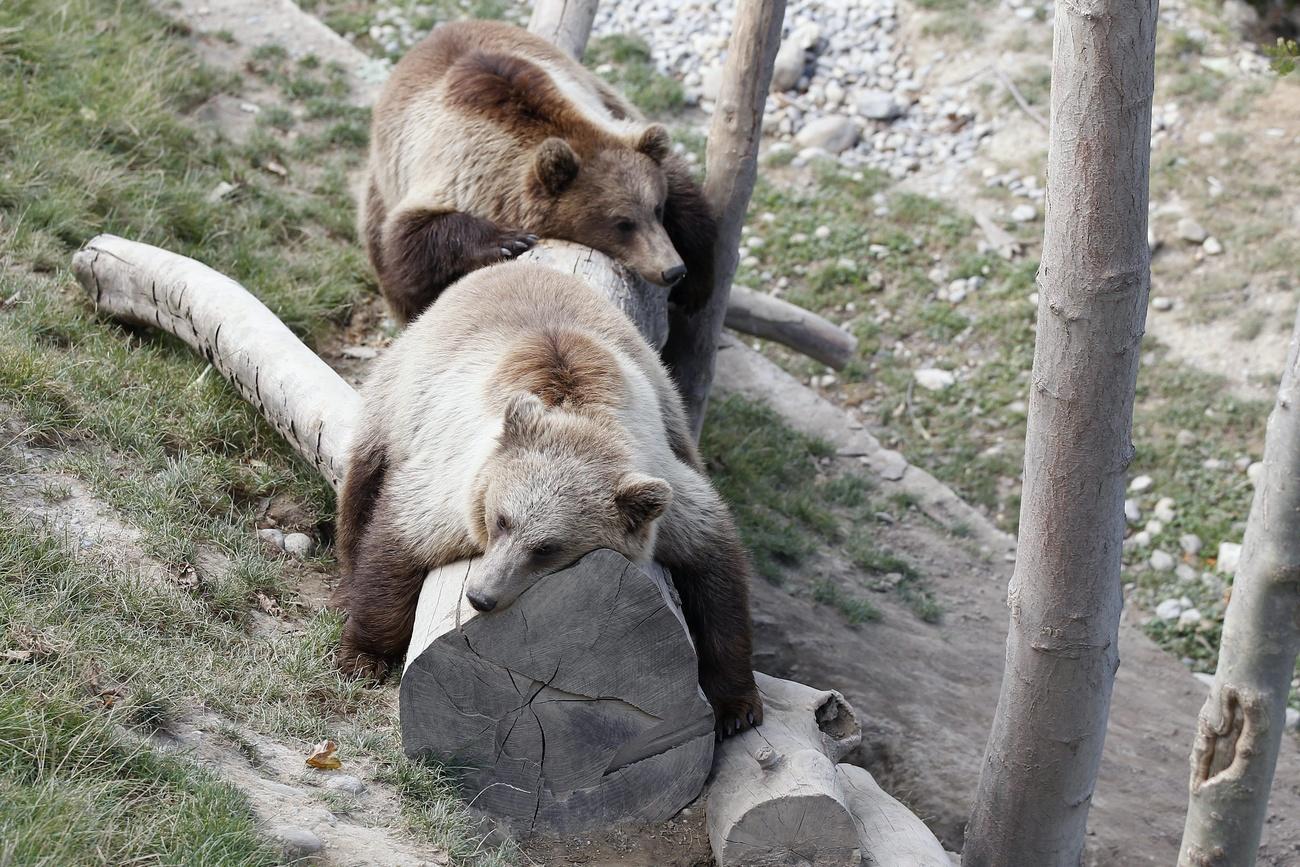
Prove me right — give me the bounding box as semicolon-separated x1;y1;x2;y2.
340;345;378;360
270;826;323;859
1154;598;1184;620
283;532;316;558
1180;533;1203;555
1129;475;1154;493
1222;0;1260;31
1203;236;1224;256
1150;550;1176;572
258;527;286;551
914;368;956;391
1152;296;1174;312
1154;497;1177;523
1178;608;1202;628
206;181;237;203
771;40;806;93
1176;563;1197;582
1010;204;1037;223
700;65;724;102
1176;429;1196;447
1124;499;1142;524
1288;707;1300;731
1248;461;1264;485
814;225;832;240
1145;519;1164;536
795;116;860;154
1217;541;1242;575
1177;217;1208;243
1130;530;1152;548
1193;671;1216;688
319;773;367;796
856;89;904;120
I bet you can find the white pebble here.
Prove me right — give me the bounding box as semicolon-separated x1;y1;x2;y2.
1150;550;1175;572
1217;541;1242;575
1154;598;1184;620
1180;533;1203;555
1178;608;1202;628
913;368;956;391
258;528;285;550
283;533;316;558
1154;497;1177;523
1129;475;1154;493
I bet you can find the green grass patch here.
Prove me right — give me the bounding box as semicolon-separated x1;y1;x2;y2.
587;35;685;116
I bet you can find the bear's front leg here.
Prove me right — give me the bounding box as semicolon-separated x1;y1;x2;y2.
657;503;763;738
334;511;430;680
379;208;538;324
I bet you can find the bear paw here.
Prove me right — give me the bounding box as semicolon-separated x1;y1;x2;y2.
335;645;390;683
712;690;764;740
481;230;537;264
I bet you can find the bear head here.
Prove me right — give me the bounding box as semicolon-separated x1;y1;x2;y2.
529;124;688;290
465;391;672;613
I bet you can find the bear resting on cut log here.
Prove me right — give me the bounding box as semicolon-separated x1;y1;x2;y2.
359;20;716;326
334;261;762;737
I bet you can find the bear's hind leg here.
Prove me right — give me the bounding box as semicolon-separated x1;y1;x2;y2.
379;208;538;324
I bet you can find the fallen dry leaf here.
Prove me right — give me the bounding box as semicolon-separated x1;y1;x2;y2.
255;591;284;618
3;649;33;664
306;739;341;770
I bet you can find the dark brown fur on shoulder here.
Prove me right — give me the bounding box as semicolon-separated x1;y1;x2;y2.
491;327;624;412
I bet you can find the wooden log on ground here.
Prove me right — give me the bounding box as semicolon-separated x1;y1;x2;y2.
726;285;858;370
402;552;713;833
706;672;949;867
70;235;944;856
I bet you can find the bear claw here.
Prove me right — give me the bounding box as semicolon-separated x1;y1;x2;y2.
712;691;764;740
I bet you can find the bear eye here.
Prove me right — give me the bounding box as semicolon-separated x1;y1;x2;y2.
615;219;636;233
495;514;512;535
532;540;559;558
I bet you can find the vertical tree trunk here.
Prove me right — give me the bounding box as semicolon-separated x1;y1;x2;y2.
1178;309;1300;866
527;0;599;60
963;0;1158;863
661;0;786;439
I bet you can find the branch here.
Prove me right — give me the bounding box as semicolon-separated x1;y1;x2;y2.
527;0;599;60
725;286;858;370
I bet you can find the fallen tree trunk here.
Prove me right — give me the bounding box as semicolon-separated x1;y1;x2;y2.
71;235;945;857
726;285;857;370
1178;308;1300;866
707;673;950;867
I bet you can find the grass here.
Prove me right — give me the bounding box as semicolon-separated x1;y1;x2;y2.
586;35;686;116
0;0;514;861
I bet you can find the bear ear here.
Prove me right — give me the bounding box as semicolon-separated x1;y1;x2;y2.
636;124;671;163
615;473;673;530
533;138;580;195
501;392;547;444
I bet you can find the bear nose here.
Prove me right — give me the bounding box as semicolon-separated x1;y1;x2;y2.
662;265;687;285
466;592;497;613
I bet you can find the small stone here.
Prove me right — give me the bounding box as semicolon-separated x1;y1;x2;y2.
1287;707;1300;731
1176;429;1196;447
257;527;285;550
1203;236;1223;256
1155;598;1184;620
1247;461;1264;485
319;773;367;796
795;116;860;154
1129;530;1152;548
1124;499;1142;524
913;368;956;391
1010;204;1037;223
1152;296;1174;312
283;533;316;558
1180;533;1203;555
271;826;322;859
770;40;806;93
1176;563;1197;582
341;345;379;360
206;181;237;204
1177;217;1208;243
1154;497;1177;523
1150;550;1175;571
814;225;832;240
1145;519;1164;536
1129;475;1154;493
1217;541;1242;574
1178;608;1202;628
700;65;724;102
856;90;904;120
1193;671;1216;688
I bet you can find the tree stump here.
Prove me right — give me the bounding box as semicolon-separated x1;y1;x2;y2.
400;551;714;833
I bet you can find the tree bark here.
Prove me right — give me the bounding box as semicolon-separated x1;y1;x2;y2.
1178;309;1300;866
661;0;787;438
963;0;1159;863
527;0;599;60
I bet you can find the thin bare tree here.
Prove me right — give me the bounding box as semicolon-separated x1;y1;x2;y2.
1178;309;1300;866
963;0;1159;863
661;0;787;438
527;0;599;59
